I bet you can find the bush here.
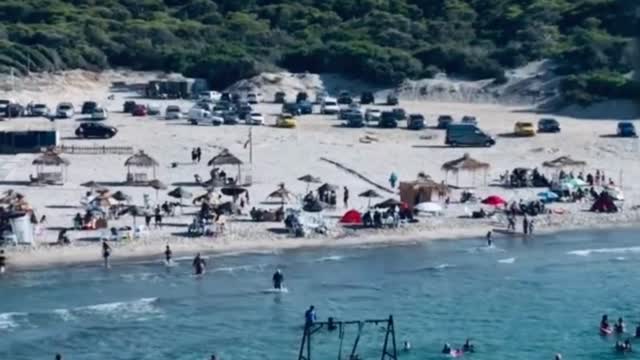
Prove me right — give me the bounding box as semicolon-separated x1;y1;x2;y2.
561;71;639;105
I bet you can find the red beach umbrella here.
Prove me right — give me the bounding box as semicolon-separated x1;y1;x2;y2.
481;195;507;206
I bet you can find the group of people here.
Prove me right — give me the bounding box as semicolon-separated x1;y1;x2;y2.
600;315;637;353
506;214;535;235
190;147;203;163
441;339;475;356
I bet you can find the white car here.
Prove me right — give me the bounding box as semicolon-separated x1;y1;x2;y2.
198;91;221;102
246;92;261;104
165;105;182;120
365;108;381;122
147;104;161;115
321;98;340;115
56;102;75;118
32;104;50;117
91;107;108;120
248;112;264;125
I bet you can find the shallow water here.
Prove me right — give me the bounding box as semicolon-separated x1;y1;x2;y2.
1;228;639;360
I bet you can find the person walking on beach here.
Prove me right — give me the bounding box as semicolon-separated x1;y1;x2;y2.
389;172;398;188
522;215;529;235
145;212;152;228
154;206;163;228
507;215;516;232
196;147;202;163
191;148;197;163
0;249;6;274
102;240;112;269
343;186;349;208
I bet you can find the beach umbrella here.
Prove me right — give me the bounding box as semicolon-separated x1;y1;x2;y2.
111;190;131;202
358;189;381;207
221;186;246;197
168;187;192;200
537;191;559;203
374;198;404;209
340;209;362;224
268;184;293;204
298;174;321;192
568;178;587;188
317;183;339;193
118;205;145;228
148;179;167;202
415;202;443;215
481;195;507;207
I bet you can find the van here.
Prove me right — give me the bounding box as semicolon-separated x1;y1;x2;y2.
188;107;214;125
445;124;495;147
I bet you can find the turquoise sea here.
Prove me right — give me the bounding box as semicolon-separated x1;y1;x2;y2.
1;228;639;360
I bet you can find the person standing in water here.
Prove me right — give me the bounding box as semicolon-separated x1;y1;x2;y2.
102;240;111;269
486;231;493;247
192;253;206;275
0;249;6;274
522;215;529;235
272;269;284;289
305;305;316;327
164;245;173;264
528;218;535;236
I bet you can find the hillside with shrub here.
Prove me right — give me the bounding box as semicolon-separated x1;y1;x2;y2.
0;0;637;104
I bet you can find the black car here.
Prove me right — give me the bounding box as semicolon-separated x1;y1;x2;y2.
379;111;398;128
386;93;399;106
81;101;97;115
274;91;286;104
392;108;406;120
5;103;23;118
437;115;454;129
282;102;301;115
297;100;313;114
537;118;560;133
360;92;375;105
407;114;425;130
236;103;253;120
337;91;352;105
75;123;117;138
296;92;308;103
123;101;136;113
222;111;239;125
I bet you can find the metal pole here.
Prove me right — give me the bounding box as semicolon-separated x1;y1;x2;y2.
249;127;253;164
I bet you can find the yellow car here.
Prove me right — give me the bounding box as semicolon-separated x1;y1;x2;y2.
514;122;536;136
276;113;297;128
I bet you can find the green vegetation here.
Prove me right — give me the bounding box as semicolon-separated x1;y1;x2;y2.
0;0;637;103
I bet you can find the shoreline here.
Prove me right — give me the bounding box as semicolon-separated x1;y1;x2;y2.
5;210;640;272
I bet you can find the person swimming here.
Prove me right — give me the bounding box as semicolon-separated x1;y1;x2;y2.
601;314;610;331
635;323;640;337
615;339;632;352
462;339;475;353
486;231;492;247
441;343;452;354
272;269;284;289
615;317;626;334
554;354;562;360
402;341;411;352
164;245;172;264
102;240;111;269
192;253;206;275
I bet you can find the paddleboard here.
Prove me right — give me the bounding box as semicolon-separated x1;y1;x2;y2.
262;287;289;294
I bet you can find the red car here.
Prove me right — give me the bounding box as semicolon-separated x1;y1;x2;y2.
132;104;147;116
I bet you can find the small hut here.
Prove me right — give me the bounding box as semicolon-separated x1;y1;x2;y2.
124;150;159;184
31;151;69;184
441;153;490;186
399;178;449;208
207;149;243;185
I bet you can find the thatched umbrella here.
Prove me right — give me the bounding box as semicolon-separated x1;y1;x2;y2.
207;149;243;184
542;156;587;169
317;183;339;193
168;187;192;212
118;205;146;228
148;179;167;201
359;189;382;207
441;153;490;186
124;150;159;181
32;151;69;183
298;174;321;192
221;186;246;197
374;198;404;209
268;183;293;204
111;190;131;202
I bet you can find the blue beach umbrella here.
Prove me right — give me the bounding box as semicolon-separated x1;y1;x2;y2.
537;191;559;203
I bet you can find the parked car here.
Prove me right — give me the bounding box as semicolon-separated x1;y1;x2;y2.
31;104;50;117
0;100;10;116
392;108;406;120
223;111;240;125
617;122;637;137
75;123;117;138
274;91;286;104
407;114;425;130
81;101;98;115
537;118;560;133
147;104;161;116
386;93;399;106
337;91;352;105
198;91;221;102
437;115;454;129
379;111;398;128
445;124;495;147
247;92;260;104
514;122;536;136
360;92;375;105
6;103;24;118
248;112;264;125
296;92;308;103
339;104;360;120
231;93;241;104
298;100;313;115
188;107;215;125
321;98;339;115
165;105;182;120
123;101;136;113
132;104;147;116
365;109;382;122
91;107;108;121
461;116;477;125
276;113;297;128
56;102;75;118
282;102;301;116
220;92;231;102
213;101;233;112
346;111;365;128
236;102;253;120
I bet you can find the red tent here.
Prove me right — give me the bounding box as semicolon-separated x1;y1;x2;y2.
340;209;362;224
481;195;506;206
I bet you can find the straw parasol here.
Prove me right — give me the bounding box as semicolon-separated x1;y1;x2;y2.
221;186;247;197
298;174;321;192
374;198;404;209
168;187;192;200
441;153;490;186
32;151;69;183
148;179;167;201
208;149;243;184
111;190;131;202
542;156;587;169
359;189;382;207
124;150;159;179
268;183;293;204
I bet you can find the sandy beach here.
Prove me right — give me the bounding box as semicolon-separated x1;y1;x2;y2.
0;70;639;270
